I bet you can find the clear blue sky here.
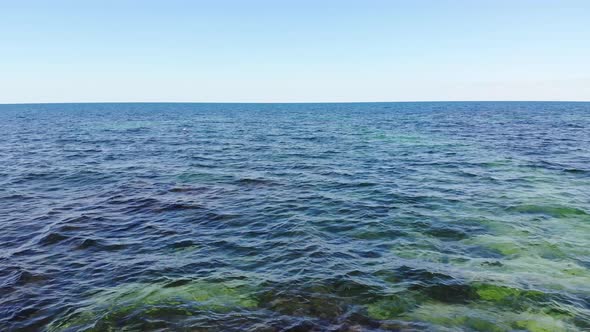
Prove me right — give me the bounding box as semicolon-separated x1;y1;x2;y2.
1;0;589;103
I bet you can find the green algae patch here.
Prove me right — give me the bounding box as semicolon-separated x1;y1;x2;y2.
487;242;522;256
476;284;520;301
407;303;507;332
468;234;568;259
261;293;344;319
500;257;590;294
512;312;572;332
366;295;419;320
49;280;258;331
466;234;525;257
125;281;257;309
125;280;256;309
390;237;468;265
563;266;587;277
508;204;589;218
405;303;583;332
473;283;544;304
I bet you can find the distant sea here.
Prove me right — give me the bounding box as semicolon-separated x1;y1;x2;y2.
1;102;589;331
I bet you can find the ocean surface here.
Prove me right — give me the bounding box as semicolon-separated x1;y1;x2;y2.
1;102;589;331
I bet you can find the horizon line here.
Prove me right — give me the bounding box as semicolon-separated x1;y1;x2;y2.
1;100;590;106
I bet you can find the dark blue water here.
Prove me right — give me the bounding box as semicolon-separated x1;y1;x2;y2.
1;102;589;331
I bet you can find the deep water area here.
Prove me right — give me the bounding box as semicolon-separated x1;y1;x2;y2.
1;102;589;331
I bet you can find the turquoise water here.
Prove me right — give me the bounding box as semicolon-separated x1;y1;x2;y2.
0;102;589;331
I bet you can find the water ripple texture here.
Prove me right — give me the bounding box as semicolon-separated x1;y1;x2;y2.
1;102;590;331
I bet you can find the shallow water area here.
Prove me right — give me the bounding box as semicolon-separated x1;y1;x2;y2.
1;102;589;331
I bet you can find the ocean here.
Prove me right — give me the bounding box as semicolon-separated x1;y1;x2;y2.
1;102;589;331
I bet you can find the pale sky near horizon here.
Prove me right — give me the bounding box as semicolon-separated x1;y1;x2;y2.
1;0;589;103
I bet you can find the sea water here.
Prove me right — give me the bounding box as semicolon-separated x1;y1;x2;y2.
1;102;589;331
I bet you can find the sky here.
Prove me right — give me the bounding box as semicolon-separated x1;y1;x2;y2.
1;0;589;103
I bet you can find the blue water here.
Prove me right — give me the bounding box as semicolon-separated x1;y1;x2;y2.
1;102;589;331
